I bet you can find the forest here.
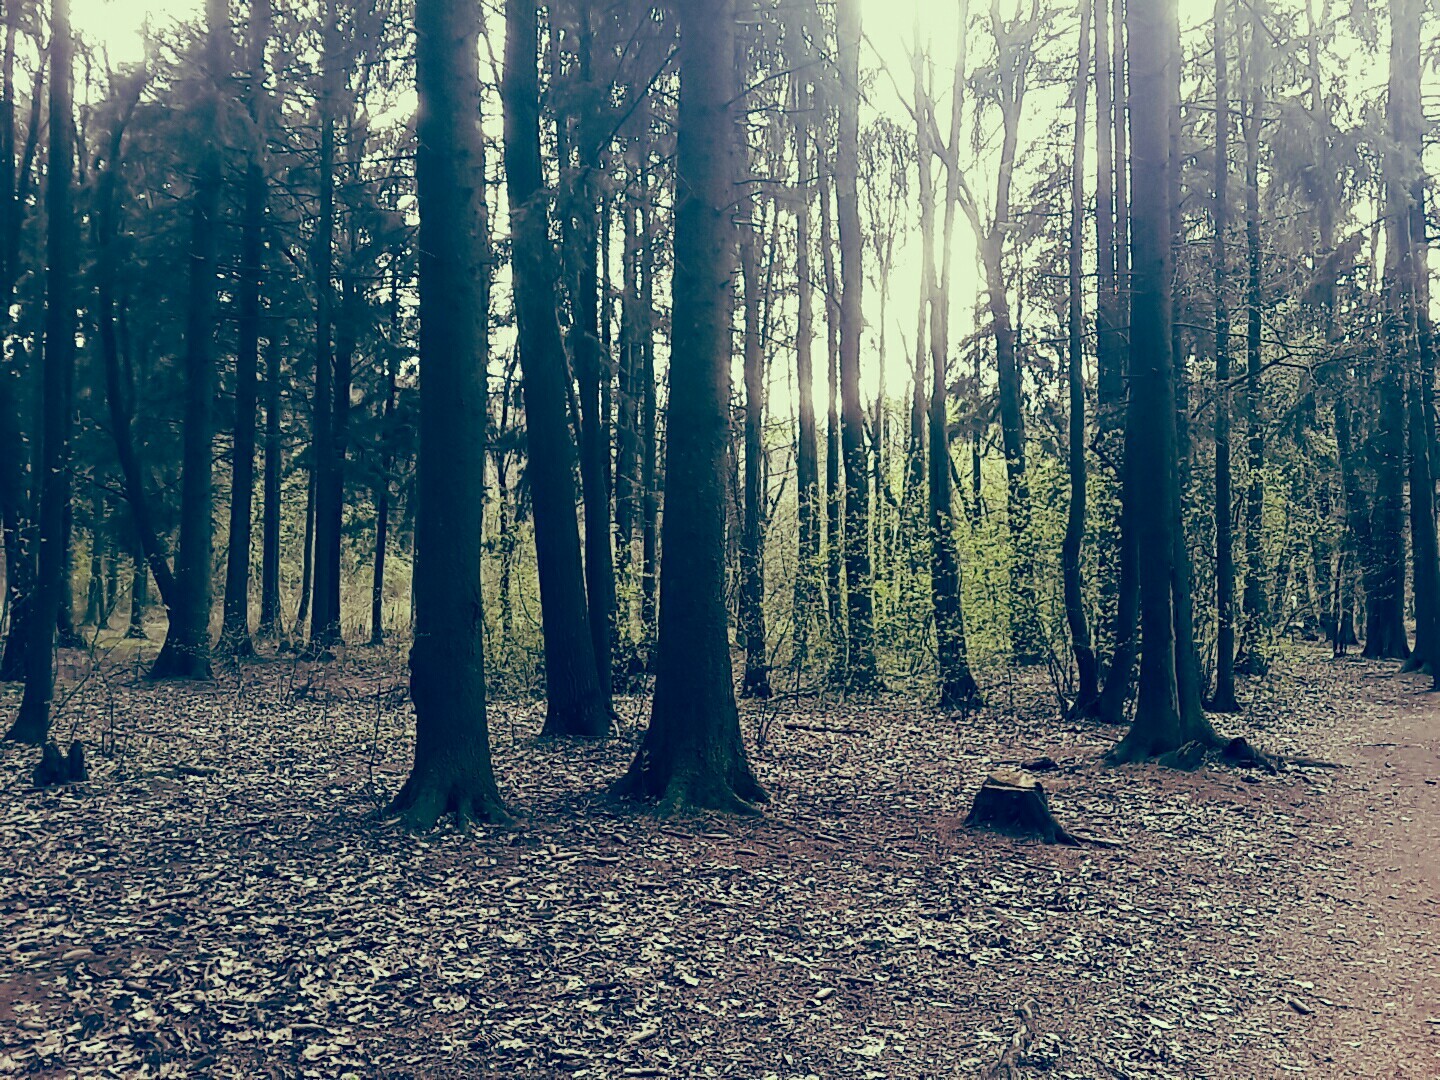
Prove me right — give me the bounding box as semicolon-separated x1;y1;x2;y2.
1;0;1439;1074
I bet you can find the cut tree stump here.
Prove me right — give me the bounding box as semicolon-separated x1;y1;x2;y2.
33;741;87;788
965;769;1079;846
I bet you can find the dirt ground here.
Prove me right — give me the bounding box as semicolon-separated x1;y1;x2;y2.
1;643;1437;1078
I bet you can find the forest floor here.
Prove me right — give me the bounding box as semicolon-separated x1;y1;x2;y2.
0;641;1438;1079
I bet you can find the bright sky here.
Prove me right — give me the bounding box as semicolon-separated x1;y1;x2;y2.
69;0;1401;416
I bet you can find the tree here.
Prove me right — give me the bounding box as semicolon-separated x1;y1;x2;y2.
613;0;765;814
836;0;879;690
0;10;42;682
149;0;228;680
389;0;506;828
221;0;271;657
1209;0;1239;712
5;0;73;743
1062;0;1098;716
307;0;360;654
913;17;980;711
1109;0;1216;763
501;0;609;737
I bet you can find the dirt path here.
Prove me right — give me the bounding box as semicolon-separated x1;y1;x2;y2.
1;646;1438;1077
1277;662;1440;1077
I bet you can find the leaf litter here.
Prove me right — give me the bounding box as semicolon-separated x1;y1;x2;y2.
1;644;1437;1077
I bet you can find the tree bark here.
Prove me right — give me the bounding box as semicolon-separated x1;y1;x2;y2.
6;0;72;741
502;0;609;737
836;0;879;690
1210;0;1239;711
1235;31;1268;673
222;0;270;657
259;332;283;639
614;0;765;814
790;51;820;667
1109;0;1211;762
149;0;226;681
390;0;507;827
1062;0;1098;716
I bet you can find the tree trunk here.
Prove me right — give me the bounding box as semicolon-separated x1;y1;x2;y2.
1062;0;1098;716
565;5;617;703
613;0;765;814
390;0;506;828
791;57;820;667
0;9;34;681
1209;0;1239;711
836;0;879;690
127;548;148;639
149;0;226;681
259;332;283;639
1388;0;1439;675
818;137;843;648
1235;39;1268;673
738;131;771;699
6;0;72;742
222;0;269;658
296;460;315;636
502;0;609;737
1109;0;1207;762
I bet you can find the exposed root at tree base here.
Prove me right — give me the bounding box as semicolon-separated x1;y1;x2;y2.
611;762;768;817
980;998;1040;1079
386;776;510;831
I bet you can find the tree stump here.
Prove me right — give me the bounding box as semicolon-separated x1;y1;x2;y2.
965;769;1078;846
33;740;87;787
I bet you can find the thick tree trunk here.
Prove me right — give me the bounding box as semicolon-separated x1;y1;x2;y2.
502;0;609;737
150;0;226;681
614;0;765;814
1063;1;1098;716
1388;0;1439;675
6;0;72;742
390;0;506;827
1110;0;1212;762
0;6;29;681
566;8;617;703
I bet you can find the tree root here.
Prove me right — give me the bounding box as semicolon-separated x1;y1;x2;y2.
980;998;1039;1079
386;773;510;831
611;759;768;817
